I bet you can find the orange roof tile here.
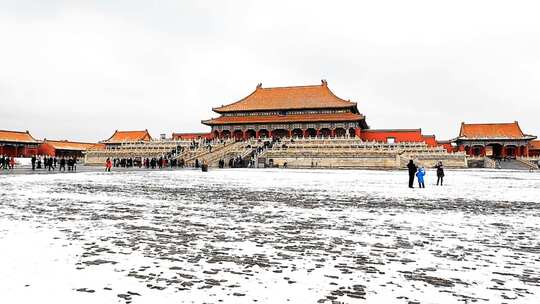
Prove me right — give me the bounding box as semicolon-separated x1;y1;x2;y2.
529;140;540;150
203;112;364;125
0;130;38;143
459;122;531;139
213;81;357;113
43;140;100;151
104;130;152;143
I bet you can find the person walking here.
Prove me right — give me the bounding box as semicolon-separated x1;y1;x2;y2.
31;155;36;171
407;159;417;188
48;157;54;171
9;156;15;170
105;158;112;172
416;166;426;188
435;161;445;186
60;157;66;171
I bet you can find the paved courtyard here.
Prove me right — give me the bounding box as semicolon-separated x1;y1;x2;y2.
1;168;539;303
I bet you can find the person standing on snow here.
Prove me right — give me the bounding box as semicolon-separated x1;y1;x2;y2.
105;158;112;172
435;161;445;186
416;167;426;188
407;159;417;188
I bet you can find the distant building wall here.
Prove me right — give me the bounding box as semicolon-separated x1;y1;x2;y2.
360;129;424;143
172;133;212;140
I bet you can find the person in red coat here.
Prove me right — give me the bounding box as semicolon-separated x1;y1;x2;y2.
105;158;112;172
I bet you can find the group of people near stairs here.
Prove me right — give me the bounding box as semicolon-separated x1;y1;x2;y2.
407;160;445;188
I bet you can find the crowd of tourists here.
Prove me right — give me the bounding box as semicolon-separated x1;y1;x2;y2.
30;155;79;171
407;160;445;188
1;155;79;172
105;156;188;172
0;155;16;170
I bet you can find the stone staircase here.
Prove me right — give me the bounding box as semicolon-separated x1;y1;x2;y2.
497;159;536;170
260;138;467;169
181;141;252;167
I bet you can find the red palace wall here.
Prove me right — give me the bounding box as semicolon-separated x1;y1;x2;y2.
438;142;455;153
38;143;56;157
0;145;38;157
422;136;437;147
360;130;424;143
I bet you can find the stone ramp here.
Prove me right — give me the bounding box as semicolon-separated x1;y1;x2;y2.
498;159;537;170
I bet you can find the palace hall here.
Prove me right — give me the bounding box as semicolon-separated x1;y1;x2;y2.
454;122;537;158
202;80;369;139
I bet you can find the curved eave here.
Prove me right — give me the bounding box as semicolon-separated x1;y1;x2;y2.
202;114;365;126
455;135;537;141
213;103;358;114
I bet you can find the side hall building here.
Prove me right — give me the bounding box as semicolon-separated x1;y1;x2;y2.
0;130;39;157
454;122;537;158
360;129;438;147
101;130;152;148
202;80;369;139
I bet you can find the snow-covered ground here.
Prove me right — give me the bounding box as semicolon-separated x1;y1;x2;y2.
0;168;539;303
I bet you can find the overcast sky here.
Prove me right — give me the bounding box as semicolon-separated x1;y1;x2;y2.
1;0;539;142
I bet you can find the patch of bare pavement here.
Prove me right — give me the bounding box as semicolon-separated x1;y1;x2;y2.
0;169;539;303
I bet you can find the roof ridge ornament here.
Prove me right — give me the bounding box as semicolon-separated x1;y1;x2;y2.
321;79;328;86
256;83;262;89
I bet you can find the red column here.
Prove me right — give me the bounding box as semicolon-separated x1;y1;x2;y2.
316;129;320;137
502;146;507;158
330;129;335;137
525;146;529;157
255;130;259;138
288;130;292;138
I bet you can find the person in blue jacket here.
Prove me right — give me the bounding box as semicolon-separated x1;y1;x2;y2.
416;166;426;188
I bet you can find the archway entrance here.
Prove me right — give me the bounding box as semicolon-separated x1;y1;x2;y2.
320;128;331;137
505;145;517;158
272;129;289;139
486;143;503;159
292;129;303;138
335;128;346;137
471;145;484;157
221;130;231;139
245;129;256;139
258;129;269;138
306;128;317;137
233;130;244;140
349;128;356;137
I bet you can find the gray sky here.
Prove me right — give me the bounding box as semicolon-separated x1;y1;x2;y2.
1;0;539;142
